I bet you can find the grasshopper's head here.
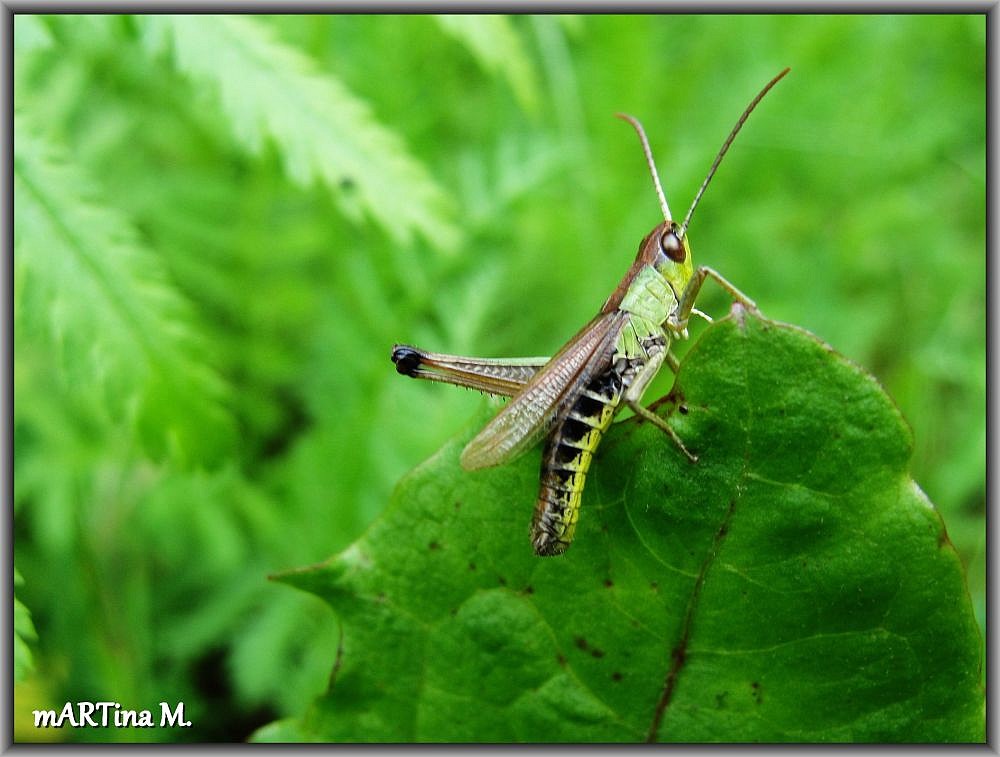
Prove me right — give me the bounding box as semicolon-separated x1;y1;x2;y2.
634;219;694;302
613;69;790;309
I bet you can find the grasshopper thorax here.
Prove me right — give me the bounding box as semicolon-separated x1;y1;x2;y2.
602;220;694;314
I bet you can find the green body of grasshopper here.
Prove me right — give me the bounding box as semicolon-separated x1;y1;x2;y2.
392;69;789;556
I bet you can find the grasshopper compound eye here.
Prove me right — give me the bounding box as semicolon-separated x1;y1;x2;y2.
659;229;686;262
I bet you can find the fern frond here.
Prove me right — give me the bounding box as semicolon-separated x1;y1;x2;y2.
140;15;459;250
434;15;540;115
13;569;36;683
14;116;235;466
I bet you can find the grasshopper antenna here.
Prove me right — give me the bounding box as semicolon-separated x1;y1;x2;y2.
679;67;790;239
616;112;673;223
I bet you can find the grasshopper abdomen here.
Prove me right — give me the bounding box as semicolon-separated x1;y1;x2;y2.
532;332;669;556
533;368;623;555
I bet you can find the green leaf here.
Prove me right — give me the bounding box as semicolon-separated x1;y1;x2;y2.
265;310;982;742
139;15;459;250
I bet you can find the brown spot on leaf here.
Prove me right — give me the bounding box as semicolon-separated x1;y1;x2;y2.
468;562;476;571
591;648;605;659
557;653;567;667
428;541;440;551
611;672;623;682
937;529;954;549
497;576;507;586
523;585;534;595
574;636;589;651
604;579;614;588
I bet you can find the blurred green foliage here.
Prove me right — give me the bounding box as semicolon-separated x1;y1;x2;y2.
13;14;983;742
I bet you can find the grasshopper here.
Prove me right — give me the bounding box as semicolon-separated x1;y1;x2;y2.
392;69;789;556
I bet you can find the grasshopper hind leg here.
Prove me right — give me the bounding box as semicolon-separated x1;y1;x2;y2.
626;400;698;463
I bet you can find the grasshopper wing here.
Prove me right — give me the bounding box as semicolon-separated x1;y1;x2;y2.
460;310;629;470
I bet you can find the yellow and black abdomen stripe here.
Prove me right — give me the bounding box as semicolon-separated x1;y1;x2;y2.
531;368;624;556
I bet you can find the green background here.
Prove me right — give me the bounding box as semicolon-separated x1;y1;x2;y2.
14;14;984;742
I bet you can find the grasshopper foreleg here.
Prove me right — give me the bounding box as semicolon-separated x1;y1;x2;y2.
623;346;698;463
665;350;681;374
672;265;758;331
